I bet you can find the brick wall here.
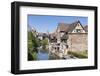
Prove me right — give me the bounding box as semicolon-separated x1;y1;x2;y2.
67;33;88;52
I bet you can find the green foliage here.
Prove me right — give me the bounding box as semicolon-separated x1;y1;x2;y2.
68;50;88;58
28;32;34;51
28;31;49;60
28;31;40;60
41;38;49;45
28;50;37;60
41;38;49;49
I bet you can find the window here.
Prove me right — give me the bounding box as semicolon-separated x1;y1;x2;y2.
60;32;64;37
66;45;68;48
76;29;81;33
61;39;66;43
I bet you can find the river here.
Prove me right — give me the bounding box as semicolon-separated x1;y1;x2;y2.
37;50;61;60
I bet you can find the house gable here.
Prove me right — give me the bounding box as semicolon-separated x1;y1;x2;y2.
56;20;87;35
71;22;86;33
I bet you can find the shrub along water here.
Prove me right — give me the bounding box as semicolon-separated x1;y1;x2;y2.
67;50;88;58
40;38;49;50
28;31;49;60
28;31;40;60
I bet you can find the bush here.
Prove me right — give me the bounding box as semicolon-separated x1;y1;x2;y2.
28;31;40;60
28;51;37;60
68;51;88;58
41;38;49;50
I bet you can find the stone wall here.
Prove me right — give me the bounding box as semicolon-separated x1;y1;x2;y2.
67;33;88;52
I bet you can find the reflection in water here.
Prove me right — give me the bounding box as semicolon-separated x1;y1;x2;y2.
37;50;60;60
37;50;49;60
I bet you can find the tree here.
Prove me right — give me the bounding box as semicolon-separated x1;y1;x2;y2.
41;38;49;50
28;31;40;60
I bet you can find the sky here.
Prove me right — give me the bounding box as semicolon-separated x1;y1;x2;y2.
28;15;88;33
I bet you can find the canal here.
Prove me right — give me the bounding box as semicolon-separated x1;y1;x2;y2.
37;50;61;60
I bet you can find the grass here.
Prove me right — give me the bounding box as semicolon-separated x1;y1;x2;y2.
68;50;88;58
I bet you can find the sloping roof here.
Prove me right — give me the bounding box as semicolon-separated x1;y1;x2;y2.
50;20;87;40
67;21;79;32
57;20;85;33
58;23;70;32
84;26;88;32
